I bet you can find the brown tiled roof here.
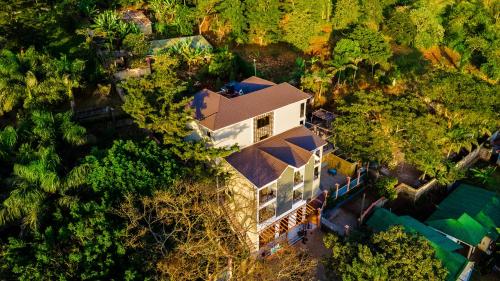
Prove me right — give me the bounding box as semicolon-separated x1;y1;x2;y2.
192;77;310;130
226;126;326;188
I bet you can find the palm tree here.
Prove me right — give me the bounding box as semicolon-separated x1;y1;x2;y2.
445;127;476;157
0;48;81;116
0;111;87;229
0;49;24;115
470;166;496;185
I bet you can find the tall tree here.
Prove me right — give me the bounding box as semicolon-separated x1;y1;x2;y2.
0;48;84;116
332;0;360;30
281;0;331;51
323;226;448;281
245;0;282;45
0;111;87;229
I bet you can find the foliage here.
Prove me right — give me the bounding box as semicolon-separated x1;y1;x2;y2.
409;6;445;49
386;9;416;46
150;0;195;36
281;0;331;51
91;10;139;49
375;176;398;200
120;55;234;162
122;33;150;57
332;0;360;30
0;48;84;116
0;110;87;230
245;0;281;45
323;226;448;281
470;166;497;185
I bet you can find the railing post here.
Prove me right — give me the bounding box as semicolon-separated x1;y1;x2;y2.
346;177;351;191
335;184;339;199
357;169;361;185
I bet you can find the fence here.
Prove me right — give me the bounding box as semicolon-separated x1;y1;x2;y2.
332;172;365;199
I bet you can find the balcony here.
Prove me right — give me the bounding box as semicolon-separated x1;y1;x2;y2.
259;183;277;205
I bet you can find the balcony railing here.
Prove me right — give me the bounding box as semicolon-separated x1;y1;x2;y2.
259;206;275;224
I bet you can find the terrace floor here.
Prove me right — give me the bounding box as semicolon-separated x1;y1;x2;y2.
380;162;426;188
320;166;348;192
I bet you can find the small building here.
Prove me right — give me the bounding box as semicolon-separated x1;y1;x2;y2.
149;35;213;55
123;10;152;35
425;184;500;257
367;208;474;281
190;77;327;255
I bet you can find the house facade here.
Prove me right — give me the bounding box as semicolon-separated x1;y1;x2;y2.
191;77;327;254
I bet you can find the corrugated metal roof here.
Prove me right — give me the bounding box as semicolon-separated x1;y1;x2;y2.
426;184;500;245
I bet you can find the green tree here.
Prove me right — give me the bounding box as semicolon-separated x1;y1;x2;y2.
375;176;398;200
443;1;499;80
120;55;234;162
332;0;360;30
245;0;282;45
212;0;247;42
333;39;363;81
281;0;331;51
409;6;444;49
348;26;392;76
0;48;84;116
0;111;87;230
386;9;416;46
323;226;448;281
0;139;182;280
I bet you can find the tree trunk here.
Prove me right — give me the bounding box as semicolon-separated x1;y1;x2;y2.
198;16;206;35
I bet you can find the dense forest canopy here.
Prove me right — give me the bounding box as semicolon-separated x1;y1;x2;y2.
0;0;499;280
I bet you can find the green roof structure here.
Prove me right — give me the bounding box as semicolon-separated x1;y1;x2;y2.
426;184;500;246
367;208;468;281
149;35;213;55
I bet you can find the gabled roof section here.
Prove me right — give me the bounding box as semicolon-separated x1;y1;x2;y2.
226;126;326;188
192;78;311;130
426;184;500;244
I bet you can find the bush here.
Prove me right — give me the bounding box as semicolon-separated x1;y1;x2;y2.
375;176;398;200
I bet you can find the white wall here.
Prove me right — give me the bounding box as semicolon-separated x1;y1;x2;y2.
273;100;306;135
212;119;253;148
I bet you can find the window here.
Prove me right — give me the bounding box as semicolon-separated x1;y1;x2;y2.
294;170;304;186
259;183;277;205
293;187;303;204
257;116;270;128
314;166;319;180
300;103;305;118
254;112;274;143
